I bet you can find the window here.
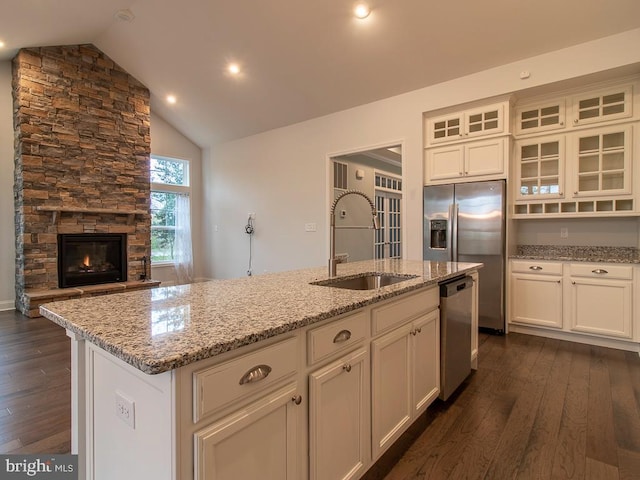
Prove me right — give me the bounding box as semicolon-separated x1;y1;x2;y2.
150;156;190;264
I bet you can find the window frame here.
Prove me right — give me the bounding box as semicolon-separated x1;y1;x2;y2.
150;155;191;266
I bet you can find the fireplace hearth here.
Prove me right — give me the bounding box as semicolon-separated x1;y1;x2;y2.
58;234;127;288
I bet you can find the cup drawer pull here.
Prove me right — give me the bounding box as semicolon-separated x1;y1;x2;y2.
333;329;352;343
529;266;543;271
592;269;608;275
239;364;272;385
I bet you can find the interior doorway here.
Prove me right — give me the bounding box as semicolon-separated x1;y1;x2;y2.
330;145;402;262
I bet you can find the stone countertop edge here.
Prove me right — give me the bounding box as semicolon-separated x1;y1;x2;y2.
39;259;481;375
510;245;640;264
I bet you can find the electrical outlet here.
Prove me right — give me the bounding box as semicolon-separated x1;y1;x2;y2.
305;222;317;232
115;391;135;429
560;227;568;239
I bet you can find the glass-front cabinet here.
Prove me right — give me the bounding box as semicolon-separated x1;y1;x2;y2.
426;102;505;145
515;136;564;200
571;85;633;127
573;125;632;197
515;99;565;135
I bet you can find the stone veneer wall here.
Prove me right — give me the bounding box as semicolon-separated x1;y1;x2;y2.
12;44;151;314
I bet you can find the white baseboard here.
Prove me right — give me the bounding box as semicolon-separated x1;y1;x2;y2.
0;299;15;311
509;323;640;353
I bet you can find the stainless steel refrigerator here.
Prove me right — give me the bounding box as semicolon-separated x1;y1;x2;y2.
423;180;505;332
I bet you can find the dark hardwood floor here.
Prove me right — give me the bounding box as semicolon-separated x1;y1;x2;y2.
375;332;640;480
1;310;639;480
0;309;71;454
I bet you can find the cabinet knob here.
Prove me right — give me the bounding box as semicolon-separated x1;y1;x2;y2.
574;191;578;195
291;395;303;405
574;119;579;124
343;364;352;373
416;327;422;334
572;281;576;285
560;121;564;126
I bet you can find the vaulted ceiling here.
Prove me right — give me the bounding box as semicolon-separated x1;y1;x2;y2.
1;1;640;148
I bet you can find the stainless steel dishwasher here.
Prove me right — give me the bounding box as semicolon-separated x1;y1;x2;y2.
439;276;473;401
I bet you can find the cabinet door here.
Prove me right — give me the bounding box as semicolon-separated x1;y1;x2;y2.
427;113;464;144
515;136;565;200
511;273;563;329
572;125;632;197
425;145;465;181
411;310;439;414
464;104;504;138
464;137;506;178
569;278;632;338
371;324;412;459
309;348;368;480
194;383;300;480
571;85;633;127
515;100;565;135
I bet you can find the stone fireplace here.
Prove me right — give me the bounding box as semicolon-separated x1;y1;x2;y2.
13;44;157;316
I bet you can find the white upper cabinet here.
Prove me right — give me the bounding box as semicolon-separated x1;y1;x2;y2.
515;135;565;200
572;124;633;197
571;85;633;127
515;99;566;135
425;102;506;146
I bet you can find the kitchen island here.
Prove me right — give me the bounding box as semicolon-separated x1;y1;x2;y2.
40;259;481;480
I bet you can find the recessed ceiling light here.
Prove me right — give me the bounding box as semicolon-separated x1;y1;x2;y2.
166;95;177;104
114;9;135;22
0;41;5;48
227;63;241;75
354;4;371;19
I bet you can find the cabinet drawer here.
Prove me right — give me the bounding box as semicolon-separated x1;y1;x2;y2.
511;260;563;275
193;337;297;423
307;310;367;365
569;263;632;280
371;287;438;335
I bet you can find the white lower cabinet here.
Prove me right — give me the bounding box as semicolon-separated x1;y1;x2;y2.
371;309;439;459
510;260;636;345
193;382;301;480
309;347;368;480
510;261;563;329
568;264;633;338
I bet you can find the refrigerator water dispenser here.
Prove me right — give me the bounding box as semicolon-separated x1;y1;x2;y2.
430;219;447;249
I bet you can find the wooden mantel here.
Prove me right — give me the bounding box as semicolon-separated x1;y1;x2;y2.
36;206;148;224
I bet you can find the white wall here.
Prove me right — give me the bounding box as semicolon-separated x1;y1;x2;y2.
0;61;14;309
204;29;640;279
150;113;203;285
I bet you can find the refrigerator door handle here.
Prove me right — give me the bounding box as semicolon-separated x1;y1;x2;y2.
451;203;459;261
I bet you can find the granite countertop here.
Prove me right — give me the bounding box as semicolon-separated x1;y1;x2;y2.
40;259;481;375
510;245;640;264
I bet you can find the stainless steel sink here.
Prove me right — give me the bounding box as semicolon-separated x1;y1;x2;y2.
312;273;417;291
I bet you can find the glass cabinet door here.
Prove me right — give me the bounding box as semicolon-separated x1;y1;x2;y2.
571;85;632;127
574;126;631;197
516;136;564;200
515;100;565;135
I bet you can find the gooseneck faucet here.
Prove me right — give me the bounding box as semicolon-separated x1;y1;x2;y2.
329;190;381;277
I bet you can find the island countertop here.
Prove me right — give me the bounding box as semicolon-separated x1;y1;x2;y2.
39;259;481;374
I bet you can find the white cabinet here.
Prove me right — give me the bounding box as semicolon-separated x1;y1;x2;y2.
194;383;301;480
571;124;633;197
515;99;566;135
510;260;637;347
371;309;439;459
309;347;368;480
425;136;507;183
510;261;563;329
426;102;505;145
515;135;565;200
571;84;633;127
568;263;633;339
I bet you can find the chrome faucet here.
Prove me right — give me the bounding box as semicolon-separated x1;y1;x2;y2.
329;190;380;277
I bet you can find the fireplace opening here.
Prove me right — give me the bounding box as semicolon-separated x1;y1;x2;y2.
58;233;127;288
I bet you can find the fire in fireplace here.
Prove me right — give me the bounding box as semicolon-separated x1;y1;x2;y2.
58;233;127;288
